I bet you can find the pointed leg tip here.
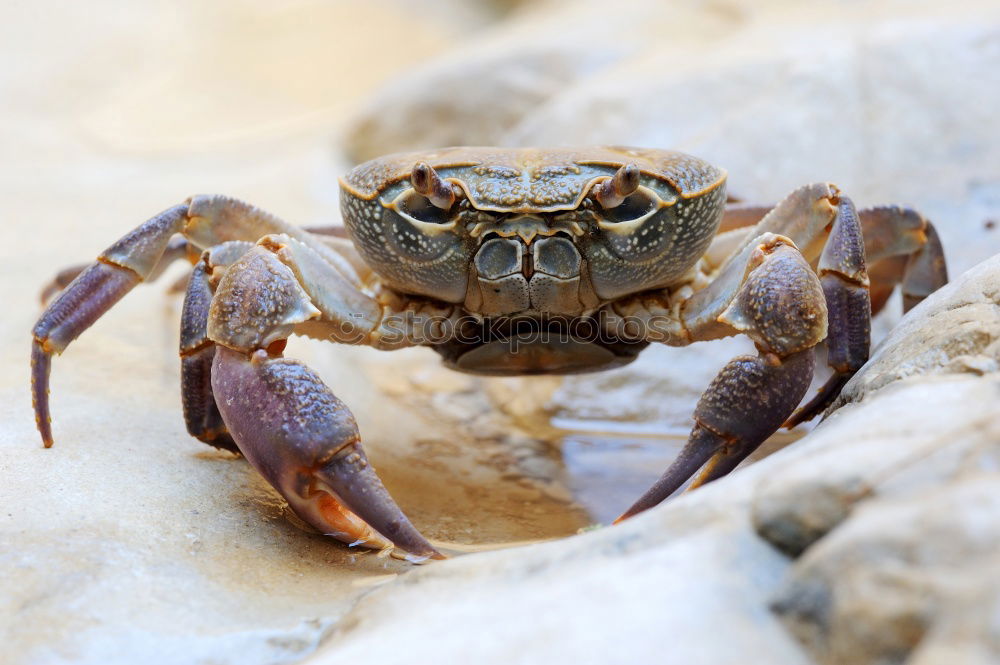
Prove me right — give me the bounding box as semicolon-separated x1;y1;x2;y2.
614;502;647;524
783;415;803;430
385;528;445;563
34;416;54;448
31;341;55;449
386;538;444;563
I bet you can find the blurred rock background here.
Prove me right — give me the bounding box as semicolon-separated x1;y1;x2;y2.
1;1;998;664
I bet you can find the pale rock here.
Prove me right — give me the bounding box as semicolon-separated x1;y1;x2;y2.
772;474;1000;665
752;373;1000;551
305;366;1000;665
339;0;744;163
305;466;811;665
750;256;1000;663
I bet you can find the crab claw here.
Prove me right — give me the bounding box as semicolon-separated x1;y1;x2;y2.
211;346;443;561
592;163;640;208
410;161;457;210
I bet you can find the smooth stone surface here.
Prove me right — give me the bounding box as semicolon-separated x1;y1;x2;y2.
753;254;1000;663
340;0;743;162
306;459;811;665
305;252;1000;663
773;469;1000;665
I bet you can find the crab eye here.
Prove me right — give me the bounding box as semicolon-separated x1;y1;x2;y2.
590;163;657;223
396;189;453;225
380;173;463;267
392;161;459;225
600;190;657;224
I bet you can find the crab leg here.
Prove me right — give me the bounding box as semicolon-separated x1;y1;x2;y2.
866;255;908;315
700;187;950;428
32;204;190;447
717;203;772;234
617;235;825;520
784;204;947;425
854;205;948;314
204;237;440;558
900;221;948;312
39;235;192;304
615;188;952;518
178;242;254;452
785;196;870;425
617;349;815;519
31;192;434;556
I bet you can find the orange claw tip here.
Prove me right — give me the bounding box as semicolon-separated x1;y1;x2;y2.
313;492;396;553
312;446;443;562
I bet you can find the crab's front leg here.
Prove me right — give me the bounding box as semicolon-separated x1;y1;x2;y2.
205;236;442;560
617;234;825;520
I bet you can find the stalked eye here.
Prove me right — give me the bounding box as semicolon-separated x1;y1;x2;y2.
590;163;656;223
592;164;639;207
600;190;657;224
380;162;465;266
390;162;461;225
395;189;452;225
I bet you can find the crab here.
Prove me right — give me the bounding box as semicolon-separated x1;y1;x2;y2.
31;147;948;561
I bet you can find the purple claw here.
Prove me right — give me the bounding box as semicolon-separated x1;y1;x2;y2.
211;346;442;560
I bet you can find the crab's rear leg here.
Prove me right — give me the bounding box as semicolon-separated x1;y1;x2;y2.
857;206;948;314
205;236;441;559
39;235;193;305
